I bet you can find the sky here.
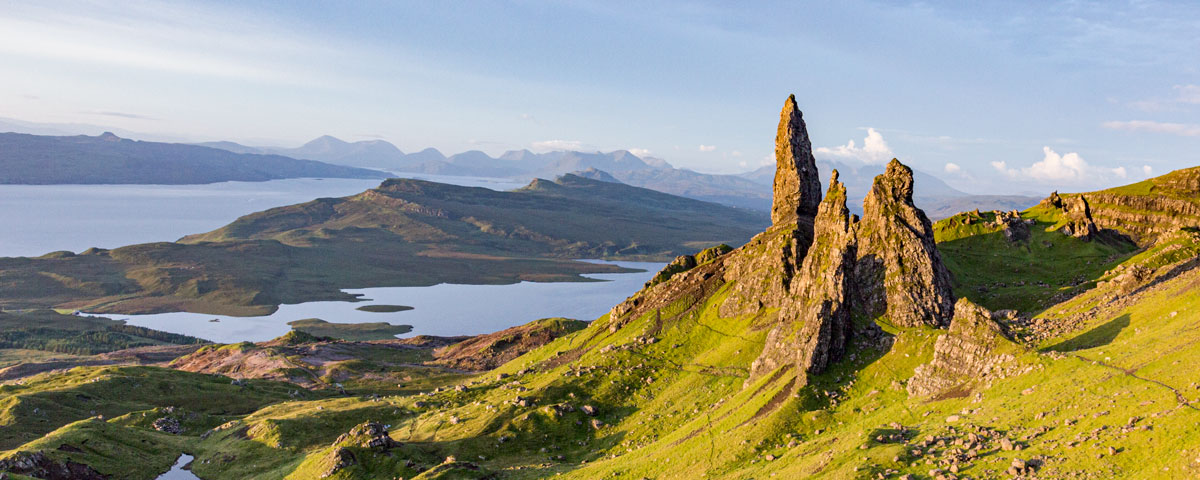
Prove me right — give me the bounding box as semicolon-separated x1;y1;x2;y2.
1;0;1198;194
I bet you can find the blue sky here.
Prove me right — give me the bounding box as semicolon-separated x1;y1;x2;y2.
1;0;1198;194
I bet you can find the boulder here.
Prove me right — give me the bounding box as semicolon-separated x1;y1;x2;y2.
907;298;1022;398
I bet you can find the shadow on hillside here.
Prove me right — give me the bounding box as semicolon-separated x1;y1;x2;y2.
1045;314;1130;352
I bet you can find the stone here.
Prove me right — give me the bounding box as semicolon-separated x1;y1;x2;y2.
771;94;822;226
581;405;598;416
907;298;1020;398
152;416;182;434
854;159;955;327
749;171;857;385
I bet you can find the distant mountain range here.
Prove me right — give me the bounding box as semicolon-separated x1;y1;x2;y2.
0;123;1039;218
199;135;1040;219
0;132;386;184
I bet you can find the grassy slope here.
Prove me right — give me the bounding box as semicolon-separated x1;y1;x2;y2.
935;208;1136;314
136;248;1195;479
0;309;205;355
3;234;1199;478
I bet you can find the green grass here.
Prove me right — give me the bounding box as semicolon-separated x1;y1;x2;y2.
935;209;1136;313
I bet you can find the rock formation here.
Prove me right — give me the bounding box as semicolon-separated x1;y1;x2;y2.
1052;193;1100;240
611;97;956;392
854;159;955;327
907;298;1022;398
749;171;857;384
770;94;823;227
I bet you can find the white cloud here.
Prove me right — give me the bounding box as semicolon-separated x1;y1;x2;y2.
1174;84;1200;104
944;162;962;174
1103;120;1200;137
0;2;342;86
814;127;893;165
531;140;584;151
731;150;743;157
698;144;716;152
991;147;1130;186
628;148;652;157
1143;165;1154;176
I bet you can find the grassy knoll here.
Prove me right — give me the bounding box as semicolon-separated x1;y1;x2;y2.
287;319;413;341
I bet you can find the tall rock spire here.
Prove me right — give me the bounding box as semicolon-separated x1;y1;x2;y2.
748;170;857;386
771;94;823;226
854;159;955;327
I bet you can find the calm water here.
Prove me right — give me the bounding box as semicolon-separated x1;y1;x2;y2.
0;178;382;258
4;177;661;342
95;260;661;343
156;454;200;480
0;174;525;258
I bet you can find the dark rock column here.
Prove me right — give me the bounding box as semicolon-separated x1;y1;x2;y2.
771;94;823;227
749;170;857;386
854;159;955;327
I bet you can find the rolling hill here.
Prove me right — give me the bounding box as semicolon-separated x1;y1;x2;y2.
0;174;768;316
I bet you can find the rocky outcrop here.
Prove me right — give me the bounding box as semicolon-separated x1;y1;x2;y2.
0;450;108;480
994;210;1031;243
770;94;823;227
749;171;858;385
609;99;956;392
430;318;587;371
717;225;811;318
854;159;955;327
1038;167;1200;246
907;299;1022;398
320;422;401;478
1044;192;1099;240
643;244;731;289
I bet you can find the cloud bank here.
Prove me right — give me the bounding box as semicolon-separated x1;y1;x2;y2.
815;128;893;165
991;147;1130;186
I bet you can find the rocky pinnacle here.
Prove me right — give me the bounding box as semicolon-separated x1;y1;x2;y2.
771;94;823;226
855;159;956;327
749;170;857;386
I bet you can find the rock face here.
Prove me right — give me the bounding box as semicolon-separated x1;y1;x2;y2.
609;97;956;392
771;94;823;227
907;298;1021;398
1044;192;1099;240
749;171;858;384
1040;166;1200;246
854;159;955;328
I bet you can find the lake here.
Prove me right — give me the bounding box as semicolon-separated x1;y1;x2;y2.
4;176;662;341
0;178;383;258
0;173;531;258
94;260;662;343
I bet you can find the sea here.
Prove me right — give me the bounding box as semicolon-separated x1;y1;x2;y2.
0;175;661;342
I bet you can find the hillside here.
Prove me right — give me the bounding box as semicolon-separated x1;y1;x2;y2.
3;97;1200;479
0;175;766;316
0;132;386;184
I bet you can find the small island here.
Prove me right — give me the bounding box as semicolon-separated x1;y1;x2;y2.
353;304;414;313
286;318;413;341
